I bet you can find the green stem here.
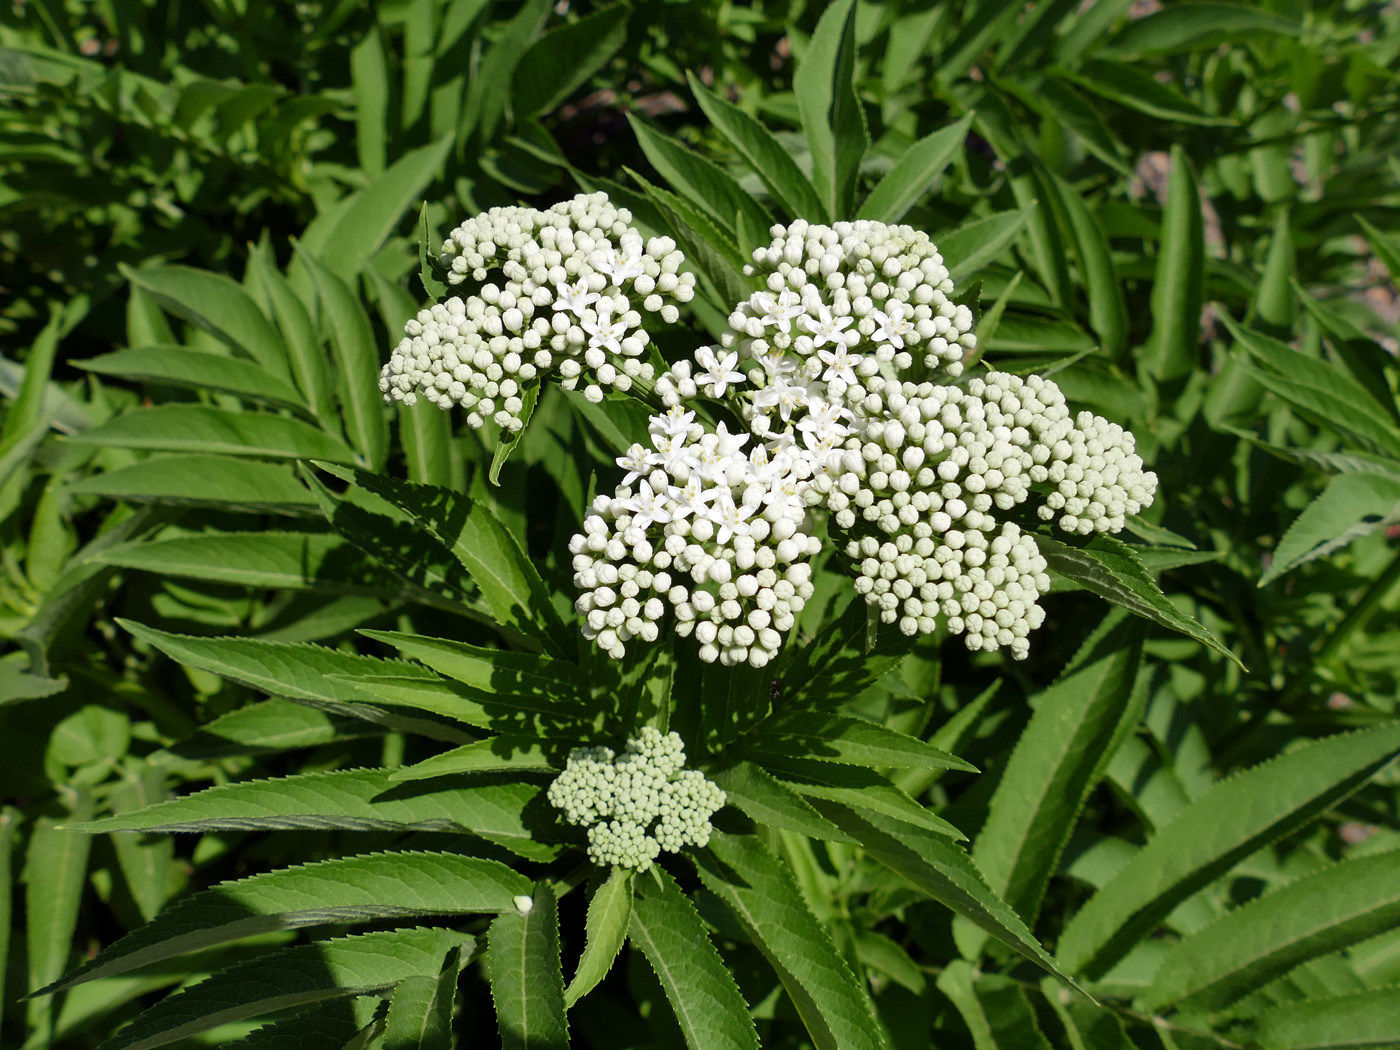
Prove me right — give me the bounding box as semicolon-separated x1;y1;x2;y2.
1314;545;1400;667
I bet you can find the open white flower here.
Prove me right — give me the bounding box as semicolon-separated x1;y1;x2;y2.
707;492;755;545
584;308;628;354
871;301;915;349
553;277;600;317
598;244;647;283
801;302;854;348
817;344;861;385
754;288;802;334
695;346;745;397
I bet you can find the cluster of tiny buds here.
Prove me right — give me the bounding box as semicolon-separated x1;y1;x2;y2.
568;408;820;668
379;193;697;430
545;728;726;872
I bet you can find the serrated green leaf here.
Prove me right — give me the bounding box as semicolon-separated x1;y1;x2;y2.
116;620;469;745
1144;144;1205;382
513;4;628;116
65;406;358;463
627;114;773;241
93;927;472;1050
298;251;389;471
1056;724;1400;978
65;768;557;861
1263;473;1400;586
858;114;972;224
383;951;461;1050
489;380;539;486
75;348;311;416
697;832;887;1050
1256;988;1400;1050
1147;849;1400;1013
629;866;761;1050
66;455;319;514
390;737;556;782
937;960;1054;1050
488;884;568;1050
218;997;386;1050
742;711;974;772
685;71;827;222
710;762;858;844
1104;2;1301;57
627;167;751;309
95;531;401;593
24;793;91;1009
783;597;912;709
41;852;526;995
769;759;964;839
339;470;573;659
566;869;632;1007
940;202;1038;284
807;800;1075;987
1220;428;1400;482
249;246;338;426
1034;531;1241;667
1052;60;1232;126
958;619;1144;960
122;265;291;381
110;769;174;923
333;673;591;737
793;0;866;220
160;699;383;762
320;138;453;283
1055;174;1128;357
361;630;585;704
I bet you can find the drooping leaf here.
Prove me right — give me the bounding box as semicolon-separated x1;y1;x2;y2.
1034;531;1241;667
215;996;386;1050
66;455;319;514
628;867;761;1050
1262;473;1400;587
122;264;292;381
858;114;973;224
513;4;629;116
41;852;527;994
487;885;568;1050
249;248;338;425
808;800;1075;987
65;768;558;861
1055;724;1400;978
685;71;827;222
696;832;887;1050
75;348;311;416
565;869;632;1007
1147;849;1400;1013
1054;174;1128;357
957;619;1144;959
90;927;474;1050
65;406;358;463
1256;988;1400;1050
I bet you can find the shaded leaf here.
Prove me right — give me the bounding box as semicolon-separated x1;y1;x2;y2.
565;869;632;1007
488;885;568;1050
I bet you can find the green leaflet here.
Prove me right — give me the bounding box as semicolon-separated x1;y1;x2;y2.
627;167;752;309
1034;531;1242;668
957;619;1144;959
121;264;292;381
513;4;629;116
489;379;538;485
766;758;965;840
66;768;557;861
1256;988;1400;1050
361;631;586;705
565;869;632;1007
159;698;382;762
938;202;1038;284
627;114;772;240
298;251;389;471
74;348;311;416
116;620;470;744
66;455;319;513
318;137;453;283
24;793;92;1006
684;71;827;222
783;597;912;709
389;737;557;782
487;886;568;1050
1145;143;1205;382
339;470;574;659
350;26;387;177
1054;173;1128;357
91;927;473;1050
1052;59;1231;126
95;531;402;594
793;0;866;221
1056;724;1400;978
332;672;593;737
65;405;358;463
1147;849;1400;1013
857;114;973;224
383;950;462;1050
110;769;174;923
710;762;858;844
807;800;1075;987
936;961;1055;1050
222;997;386;1050
1103;2;1302;57
740;711;974;772
0;809;15;1032
1262;473;1400;587
696;832;887;1050
629;867;761;1050
1037;977;1136;1050
249;246;338;426
40;852;527;995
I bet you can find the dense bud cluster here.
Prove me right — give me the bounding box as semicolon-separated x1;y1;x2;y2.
378;193;696;430
568;407;821;668
546;728;726;871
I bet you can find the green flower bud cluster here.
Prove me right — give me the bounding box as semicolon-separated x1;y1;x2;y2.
546;728;726;872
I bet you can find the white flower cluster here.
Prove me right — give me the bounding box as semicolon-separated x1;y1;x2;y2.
546;728;726;871
569;406;820;668
378;193;696;430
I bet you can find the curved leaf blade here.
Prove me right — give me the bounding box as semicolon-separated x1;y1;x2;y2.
75;348;310;416
565;869;632;1008
488;885;568;1050
65;406;358;463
